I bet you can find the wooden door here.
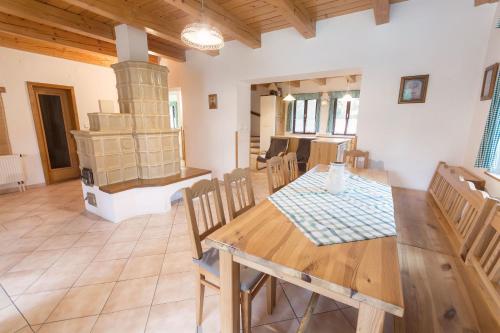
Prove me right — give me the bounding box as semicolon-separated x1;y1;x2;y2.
28;83;80;184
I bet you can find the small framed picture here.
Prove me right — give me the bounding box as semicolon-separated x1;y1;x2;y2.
398;75;429;104
480;63;498;101
208;94;217;109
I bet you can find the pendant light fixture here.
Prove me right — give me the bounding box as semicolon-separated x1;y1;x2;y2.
341;76;353;102
283;81;296;102
181;0;224;51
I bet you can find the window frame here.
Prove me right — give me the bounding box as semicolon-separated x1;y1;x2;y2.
330;98;358;136
292;99;317;134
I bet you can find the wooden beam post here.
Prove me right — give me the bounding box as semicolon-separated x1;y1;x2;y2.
313;78;327;86
474;0;498;5
265;0;316;38
162;0;261;48
372;0;390;25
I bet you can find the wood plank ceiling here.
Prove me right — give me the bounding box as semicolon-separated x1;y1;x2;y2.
0;0;493;66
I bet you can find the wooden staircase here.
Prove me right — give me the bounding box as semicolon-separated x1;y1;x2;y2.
250;136;260;169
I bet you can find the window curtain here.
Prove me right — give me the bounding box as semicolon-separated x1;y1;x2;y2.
286;101;294;132
326;90;360;133
315;97;321;132
475;72;500;170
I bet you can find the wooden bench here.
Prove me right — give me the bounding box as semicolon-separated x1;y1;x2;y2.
392;162;499;332
428;162;496;258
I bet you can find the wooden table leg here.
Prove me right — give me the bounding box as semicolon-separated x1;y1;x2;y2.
219;250;240;333
356;303;385;333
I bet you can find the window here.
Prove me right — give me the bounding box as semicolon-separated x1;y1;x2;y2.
168;90;181;129
331;97;360;135
293;99;317;134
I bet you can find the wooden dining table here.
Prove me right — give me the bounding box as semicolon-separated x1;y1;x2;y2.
206;165;404;333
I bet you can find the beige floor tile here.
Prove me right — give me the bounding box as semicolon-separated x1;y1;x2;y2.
14;289;67;325
161;250;193;275
56;220;95;235
166;235;191;253
0;269;45;296
52;246;101;267
107;226;144;244
302;310;355;333
9;249;66;272
251;285;296;327
92;306;150;333
0;228;33;242
26;263;87;293
13;325;33;333
37;234;82;251
2;216;43;231
252;319;300;333
169;223;188;236
281;282;340;316
140;226;171;240
75;259;126;287
119;255;163;280
147;214;173;227
73;231;113;248
102;276;157;313
153;272;196;304
0;253;29;275
0;237;47;255
87;222;117;233
37;315;97;333
94;241;136;261
0;287;11;310
146;300;196;333
22;224;64;239
0;304;29;333
132;238;168;257
46;283;115;322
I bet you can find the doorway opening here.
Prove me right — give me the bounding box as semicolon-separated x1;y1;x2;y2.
27;82;80;184
169;88;186;167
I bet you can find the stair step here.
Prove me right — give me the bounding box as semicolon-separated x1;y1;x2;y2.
250;142;259;148
250;136;260;143
250;147;260;154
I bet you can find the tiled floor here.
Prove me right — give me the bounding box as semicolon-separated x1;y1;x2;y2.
0;171;394;333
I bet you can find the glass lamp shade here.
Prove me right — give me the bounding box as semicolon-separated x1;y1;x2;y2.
341;92;353;102
283;94;296;102
181;23;224;50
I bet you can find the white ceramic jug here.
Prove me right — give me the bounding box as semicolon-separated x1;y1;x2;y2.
326;162;345;194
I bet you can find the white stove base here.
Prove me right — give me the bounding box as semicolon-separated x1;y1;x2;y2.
80;172;211;223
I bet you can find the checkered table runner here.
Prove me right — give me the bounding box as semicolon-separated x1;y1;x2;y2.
269;171;396;246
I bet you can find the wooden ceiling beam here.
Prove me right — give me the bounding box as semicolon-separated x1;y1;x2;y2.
61;0;215;56
0;0;115;42
290;80;301;88
474;0;498;5
312;78;326;85
0;30;116;66
372;0;390;25
0;30;160;67
162;0;261;48
0;13;186;62
265;0;316;38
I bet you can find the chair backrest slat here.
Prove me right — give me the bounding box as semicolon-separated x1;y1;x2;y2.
284;152;299;182
223;168;256;220
183;178;226;259
428;162;496;258
266;156;288;195
343;149;369;169
467;205;500;314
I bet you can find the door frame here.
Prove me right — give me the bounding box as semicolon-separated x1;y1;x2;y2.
27;82;80;184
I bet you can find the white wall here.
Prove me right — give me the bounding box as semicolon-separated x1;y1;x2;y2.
0;47;118;187
165;0;496;189
463;3;500;197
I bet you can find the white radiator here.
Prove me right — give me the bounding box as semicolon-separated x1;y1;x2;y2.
0;155;26;191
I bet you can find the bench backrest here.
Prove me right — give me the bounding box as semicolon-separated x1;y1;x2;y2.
428;162;496;258
467;205;500;318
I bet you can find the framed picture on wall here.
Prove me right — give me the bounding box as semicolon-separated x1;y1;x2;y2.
480;63;499;101
398;75;429;104
208;94;218;109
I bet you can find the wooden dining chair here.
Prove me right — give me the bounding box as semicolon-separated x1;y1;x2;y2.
466;204;500;315
266;156;288;195
343;149;369;169
183;178;276;332
284;152;299;183
223;168;256;220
